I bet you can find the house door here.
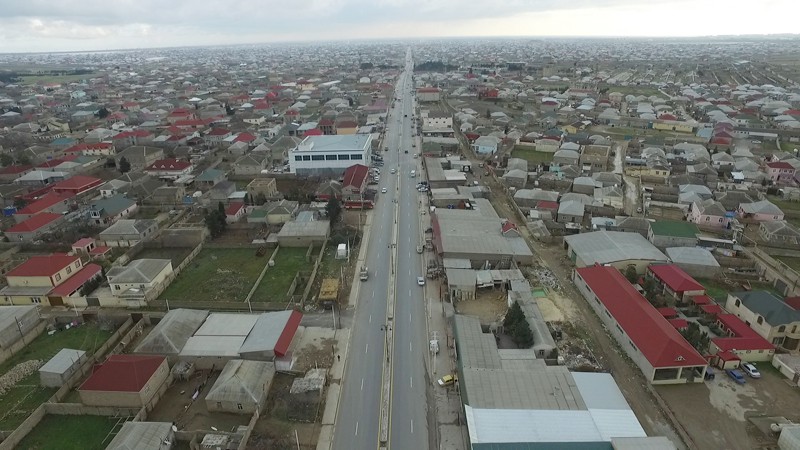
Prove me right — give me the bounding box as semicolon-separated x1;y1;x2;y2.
86;297;100;307
48;296;64;307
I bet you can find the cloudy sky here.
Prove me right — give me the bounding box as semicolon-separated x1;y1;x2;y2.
0;0;797;53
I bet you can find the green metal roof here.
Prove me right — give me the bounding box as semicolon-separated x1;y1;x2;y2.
649;220;699;238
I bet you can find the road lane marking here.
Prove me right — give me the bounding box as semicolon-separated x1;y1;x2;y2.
410;341;412;352
410;376;413;388
365;343;369;353
369;314;372;323
410;313;412;323
355;421;359;436
411;419;414;434
361;378;364;391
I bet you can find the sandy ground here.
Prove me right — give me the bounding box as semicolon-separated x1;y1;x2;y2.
658;365;800;449
454;290;507;325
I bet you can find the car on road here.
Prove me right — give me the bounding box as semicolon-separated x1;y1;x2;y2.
417;276;425;286
740;362;761;378
416;245;423;254
390;168;396;174
381;188;387;193
726;369;746;384
437;374;457;386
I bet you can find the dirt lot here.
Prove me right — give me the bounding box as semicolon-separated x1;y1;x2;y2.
147;370;250;433
248;374;321;450
658;365;800;450
454;289;507;326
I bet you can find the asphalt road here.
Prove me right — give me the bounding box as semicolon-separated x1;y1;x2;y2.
333;50;421;450
388;53;429;450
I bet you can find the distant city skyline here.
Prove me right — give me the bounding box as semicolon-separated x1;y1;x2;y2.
0;0;797;53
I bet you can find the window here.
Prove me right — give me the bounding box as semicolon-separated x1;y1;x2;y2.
66;266;72;275
338;154;350;160
31;297;41;304
294;156;302;161
351;154;363;160
302;155;311;161
779;325;786;333
325;154;337;160
735;299;740;307
75;262;80;268
757;316;763;325
311;155;325;161
54;273;62;282
115;285;121;290
237;403;243;410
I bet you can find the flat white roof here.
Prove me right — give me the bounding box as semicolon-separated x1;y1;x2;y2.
180;335;246;357
194;313;258;337
292;135;371;153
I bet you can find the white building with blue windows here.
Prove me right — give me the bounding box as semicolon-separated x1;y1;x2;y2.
288;135;372;176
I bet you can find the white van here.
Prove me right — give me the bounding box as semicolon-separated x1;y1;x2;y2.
410;170;416;178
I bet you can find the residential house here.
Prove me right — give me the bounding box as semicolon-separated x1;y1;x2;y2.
766;161;796;184
646;264;706;303
98;179;130;198
112;129;154;147
246;178;279;200
579;145;610;172
264;200;299;225
115;146;164;171
760;220;800;247
471;136;500;155
64;142;115;157
78;355;169;408
0;165;33;183
4;213;64;242
738;200;784;221
688;199;731;229
106;259;173;302
557;200;584;224
98;219;159;247
150;186;185;206
50;175;104;196
89;194;137;225
1;253;92;306
71;237;112;259
233;154;267;176
709;313;776;364
13;170;68;187
648;220;699;248
726;291;800;352
14;192;75;222
342;164;369;201
225;202;246;223
145;159;193;181
195;168;227;188
210;181;237;203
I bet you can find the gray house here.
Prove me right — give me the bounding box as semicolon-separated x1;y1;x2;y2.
558;200;585;223
98;219;159;247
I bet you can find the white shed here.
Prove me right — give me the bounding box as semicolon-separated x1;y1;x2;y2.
39;348;87;388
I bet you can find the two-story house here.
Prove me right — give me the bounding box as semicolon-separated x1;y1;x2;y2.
106;259;173;304
1;254;102;306
738;200;785;222
646;264;706;303
144;159;193;181
89;194;138;225
765;161;796;184
726;291;800;352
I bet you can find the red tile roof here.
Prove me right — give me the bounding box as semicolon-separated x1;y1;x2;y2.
5;213;63;234
784;296;800;310
17;192;74;215
342;164;369;190
417;87;441;93
51;175;103;193
80;355;166;392
701;304;723;314
501;221;518;234
767;161;795;170
72;237;95;248
225;202;245;216
146;159;192;171
275;310;302;357
712;313;774;352
6;253;79;277
0;165;32;175
90;246;111;256
536;200;559;210
303;128;323;136
668;318;689;330
575;265;707;368
233;132;256;143
691;295;713;305
64;142;113;154
717;350;740;362
50;263;102;297
648;264;705;293
657;307;678;318
207;128;231;136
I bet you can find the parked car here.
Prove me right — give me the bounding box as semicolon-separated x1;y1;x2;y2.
381;188;387;193
437;374;457;386
417;276;425;286
726;369;746;384
740;362;761;378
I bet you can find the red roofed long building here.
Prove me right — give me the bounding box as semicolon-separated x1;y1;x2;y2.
4;213;64;243
710;313;775;365
1;253;102;306
50;175;104;196
573;265;708;384
416;87;441;102
64;142;116;156
79;355;169;407
145;159;193;180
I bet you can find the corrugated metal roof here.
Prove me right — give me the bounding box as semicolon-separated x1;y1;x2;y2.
180;336;246;357
39;348;85;375
565;231;668;265
106;421;173;450
571;372;632;410
238;310;296;355
195;313;258;337
205;359;275;405
135;309;208;354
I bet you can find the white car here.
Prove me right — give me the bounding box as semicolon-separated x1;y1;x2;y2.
740;362;761;378
417;276;425;286
381;188;387;193
390;168;396;174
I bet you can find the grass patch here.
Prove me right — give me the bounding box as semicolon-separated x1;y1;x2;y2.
250;247;312;303
768;195;800;212
136;247;193;268
159;248;268;303
0;324;114;430
776;256;800;273
697;278;732;301
16;414;119;450
511;146;554;165
18;73;97;85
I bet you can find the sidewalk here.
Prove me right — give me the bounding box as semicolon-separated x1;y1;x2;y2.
317;211;373;450
419;183;468;450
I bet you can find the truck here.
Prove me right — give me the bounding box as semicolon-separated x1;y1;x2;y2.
359;266;369;281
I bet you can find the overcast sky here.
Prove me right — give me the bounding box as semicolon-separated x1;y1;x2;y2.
0;0;797;53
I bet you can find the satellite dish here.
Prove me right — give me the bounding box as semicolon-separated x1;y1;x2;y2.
211;427;218;431
171;425;178;432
